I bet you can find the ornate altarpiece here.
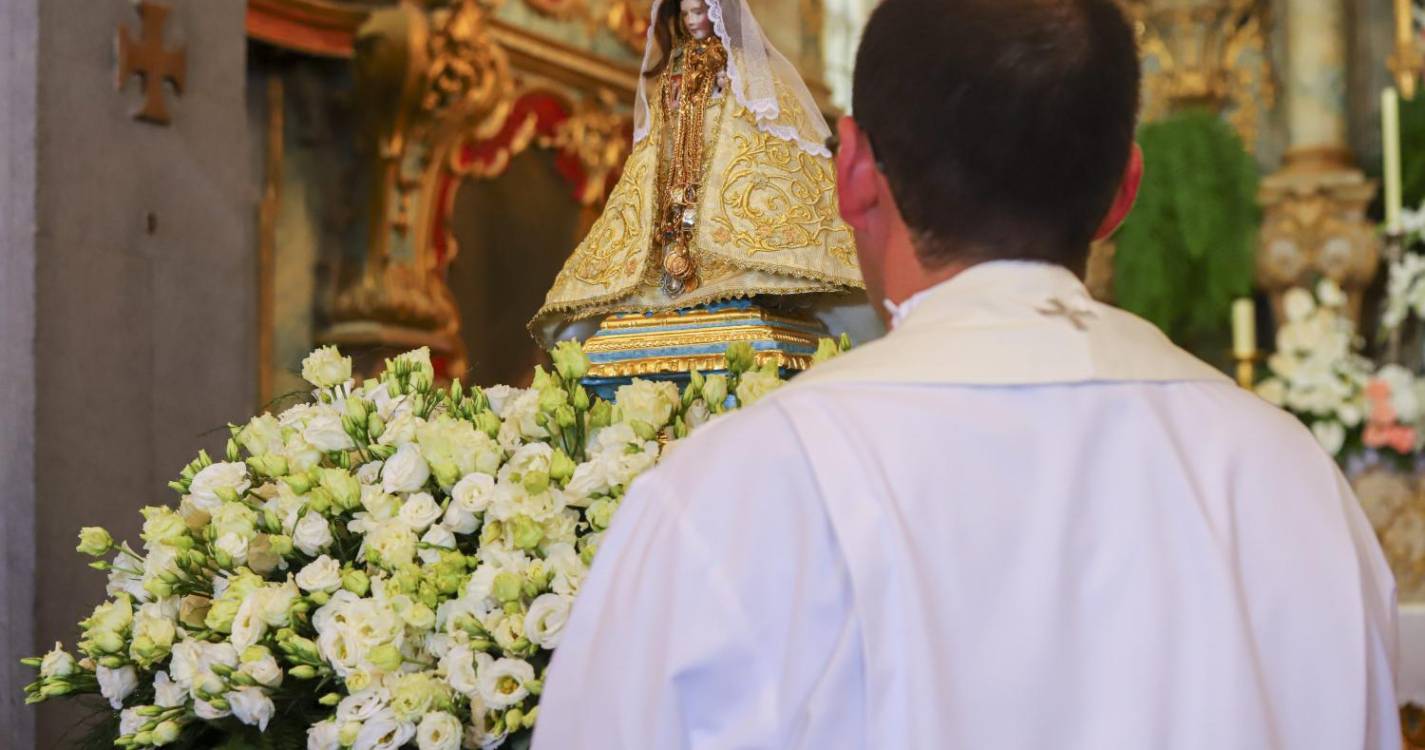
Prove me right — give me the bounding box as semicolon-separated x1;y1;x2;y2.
245;0;830;393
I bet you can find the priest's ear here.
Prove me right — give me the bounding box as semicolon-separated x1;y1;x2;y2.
835;116;881;230
1093;143;1143;241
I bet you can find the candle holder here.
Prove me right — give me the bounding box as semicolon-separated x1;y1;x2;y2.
1233;351;1261;389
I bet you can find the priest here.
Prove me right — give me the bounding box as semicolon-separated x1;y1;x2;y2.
534;0;1401;747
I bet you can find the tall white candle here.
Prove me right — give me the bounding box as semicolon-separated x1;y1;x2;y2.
1232;297;1257;360
1384;86;1404;234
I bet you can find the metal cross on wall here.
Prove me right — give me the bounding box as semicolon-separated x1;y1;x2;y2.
116;1;187;125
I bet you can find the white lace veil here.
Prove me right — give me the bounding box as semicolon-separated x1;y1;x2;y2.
632;0;833;158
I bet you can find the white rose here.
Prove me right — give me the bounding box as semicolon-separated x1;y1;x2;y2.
417;711;463;750
297;555;343;593
1313;420;1347;456
153;671;187;708
685;400;712;429
228;686;276;731
378;412;422;448
362;520;418;568
308;719;343;750
484;385;517;417
302;346;353;389
304;411;356;452
97;664;138;709
1283;287;1316;322
39;642;75;679
442;503;479;535
120;708;144;737
735;369;782;406
382;444;430;494
194;698;231;720
476;658;535;710
399;492;443;532
614;379;679;428
439;645;480;696
354;708;416;750
337;687;391;722
241;653;284;688
420;525;457;565
215;532;250;565
452;473;497;514
189;462;251;513
524;593;573;649
294;512;335;556
356;460;384;485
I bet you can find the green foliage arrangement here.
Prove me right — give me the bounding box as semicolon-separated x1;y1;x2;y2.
1112;109;1260;353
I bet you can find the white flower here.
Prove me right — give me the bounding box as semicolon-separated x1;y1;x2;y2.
188;462;251;513
362;520;418;568
39;642;75;679
214;532;250;565
228;686;276;731
452;473;497;514
484;385;517;417
420;525;457;564
399;492;444;532
1317;278;1347;308
685;400;712;429
338;687;391;722
308;720;343;750
442;503;479;535
498;443;553;485
304;410;356;452
476;658;535;709
524;593;573;649
1312;420;1347;456
294;512;335;556
302;346;353;388
736;369;782;406
383;444;431;494
615;379;679;428
231;585;297;651
153;671;187;708
97;664;138;709
354;707;416;750
297;555;343;593
356;460;384;486
194;699;231;720
1283;287;1316;322
241;652;284;688
418;711;463;750
439;645;481;696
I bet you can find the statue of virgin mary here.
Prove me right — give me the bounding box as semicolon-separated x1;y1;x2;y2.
529;0;869;351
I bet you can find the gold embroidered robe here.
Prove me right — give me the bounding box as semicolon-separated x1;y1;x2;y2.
530;69;864;346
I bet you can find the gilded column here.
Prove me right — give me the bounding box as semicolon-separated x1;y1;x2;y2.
1257;0;1378;322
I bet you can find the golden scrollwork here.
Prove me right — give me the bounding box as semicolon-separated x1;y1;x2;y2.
561;147;655;286
327;0;517;378
711;108;856;267
539;90;634;205
1120;0;1274;144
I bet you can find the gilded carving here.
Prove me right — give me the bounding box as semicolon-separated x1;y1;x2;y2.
1120;0;1274;144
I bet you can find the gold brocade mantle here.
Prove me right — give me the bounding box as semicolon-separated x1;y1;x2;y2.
530;87;862;346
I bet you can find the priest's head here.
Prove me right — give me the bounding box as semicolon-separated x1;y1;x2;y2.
835;0;1143;323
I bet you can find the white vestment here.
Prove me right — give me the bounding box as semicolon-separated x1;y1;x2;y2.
534;261;1400;749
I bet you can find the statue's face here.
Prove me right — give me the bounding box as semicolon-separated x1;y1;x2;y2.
680;0;713;41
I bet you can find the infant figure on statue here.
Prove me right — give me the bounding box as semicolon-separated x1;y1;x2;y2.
530;0;874;387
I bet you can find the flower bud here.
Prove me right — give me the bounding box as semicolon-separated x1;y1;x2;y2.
549;450;576;484
319;692;342;706
151;720;180;745
572;386;591;411
281;473;311;496
724;341;755;374
555;405;577;430
367;643;403;672
76;527;114;557
342;569;370;597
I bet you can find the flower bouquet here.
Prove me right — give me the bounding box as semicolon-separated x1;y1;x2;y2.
22;336;847;749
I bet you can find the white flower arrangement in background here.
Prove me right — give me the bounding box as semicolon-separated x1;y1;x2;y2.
21;338;845;749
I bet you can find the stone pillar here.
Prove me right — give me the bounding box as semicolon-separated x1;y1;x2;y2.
24;1;256;746
1257;0;1379;322
0;0;39;747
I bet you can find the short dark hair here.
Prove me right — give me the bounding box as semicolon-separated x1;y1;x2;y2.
852;0;1140;273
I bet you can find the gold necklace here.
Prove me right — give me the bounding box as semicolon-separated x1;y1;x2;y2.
656;37;727;298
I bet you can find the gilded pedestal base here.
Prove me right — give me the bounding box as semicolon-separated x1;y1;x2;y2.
580;299;826;398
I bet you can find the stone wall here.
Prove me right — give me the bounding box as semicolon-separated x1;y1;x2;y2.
24;1;256;745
